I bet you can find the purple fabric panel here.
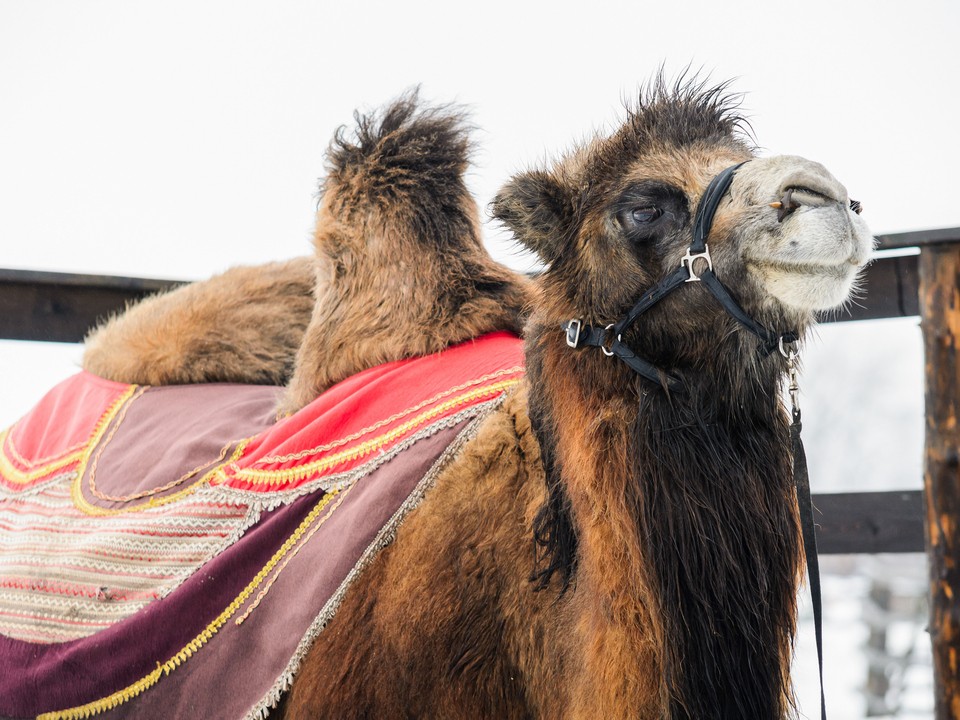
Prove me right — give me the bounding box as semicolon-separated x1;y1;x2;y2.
79;384;281;510
0;494;316;718
95;423;465;720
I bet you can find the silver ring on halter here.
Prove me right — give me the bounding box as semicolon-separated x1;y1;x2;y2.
778;335;798;361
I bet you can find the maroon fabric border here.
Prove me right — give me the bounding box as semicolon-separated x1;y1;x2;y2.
99;423;465;719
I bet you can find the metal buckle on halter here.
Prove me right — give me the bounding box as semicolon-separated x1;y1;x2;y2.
565;319;582;348
681;244;713;282
778;335;798;361
778;335;801;418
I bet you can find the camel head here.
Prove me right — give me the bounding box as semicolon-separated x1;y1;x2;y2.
493;79;872;378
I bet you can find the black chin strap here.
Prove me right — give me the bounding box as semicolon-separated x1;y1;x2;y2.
562;161;826;720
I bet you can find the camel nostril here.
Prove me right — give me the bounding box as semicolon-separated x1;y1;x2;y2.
770;189;801;223
783;185;839;204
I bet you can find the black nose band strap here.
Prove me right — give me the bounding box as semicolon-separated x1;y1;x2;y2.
692;161;745;252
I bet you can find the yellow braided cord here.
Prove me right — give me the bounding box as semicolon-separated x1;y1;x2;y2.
231;378;520;487
69;438;251;517
3;427;88;469
38;490;340;720
234;484;352;626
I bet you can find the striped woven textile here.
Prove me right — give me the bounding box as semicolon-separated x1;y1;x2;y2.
0;332;524;719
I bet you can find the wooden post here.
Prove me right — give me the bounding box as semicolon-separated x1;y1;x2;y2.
920;243;960;718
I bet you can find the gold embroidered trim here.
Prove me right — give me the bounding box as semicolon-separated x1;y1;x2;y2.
70;439;251;517
227;378;520;487
38;489;341;720
235;485;352;626
252;366;525;465
2;426;87;469
86;388;235;502
0;386;139;487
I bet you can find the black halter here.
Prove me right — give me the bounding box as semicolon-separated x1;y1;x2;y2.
561;162;827;719
562;162;797;389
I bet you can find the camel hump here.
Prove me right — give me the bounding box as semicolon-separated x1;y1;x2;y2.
323;88;473;222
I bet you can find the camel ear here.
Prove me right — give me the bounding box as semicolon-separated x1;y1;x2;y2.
491;171;569;265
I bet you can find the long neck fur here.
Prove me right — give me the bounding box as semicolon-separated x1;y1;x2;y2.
528;319;801;719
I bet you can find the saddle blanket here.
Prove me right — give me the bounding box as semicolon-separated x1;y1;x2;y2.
0;332;524;719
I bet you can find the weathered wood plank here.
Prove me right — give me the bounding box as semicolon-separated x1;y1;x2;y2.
876;227;960;251
814;490;924;554
0;270;181;343
919;244;960;719
0;251;928;343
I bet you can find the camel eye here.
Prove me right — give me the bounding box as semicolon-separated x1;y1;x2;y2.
632;207;661;223
618;206;662;231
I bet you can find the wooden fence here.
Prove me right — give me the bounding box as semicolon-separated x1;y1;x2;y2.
3;226;960;713
4;228;954;557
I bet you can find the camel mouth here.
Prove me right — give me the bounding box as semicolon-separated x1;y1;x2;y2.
745;258;861;311
747;258;860;279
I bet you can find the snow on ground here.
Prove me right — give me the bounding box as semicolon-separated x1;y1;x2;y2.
0;340;83;427
793;557;932;719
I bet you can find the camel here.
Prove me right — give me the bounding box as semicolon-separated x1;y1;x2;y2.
9;81;873;718
273;80;872;719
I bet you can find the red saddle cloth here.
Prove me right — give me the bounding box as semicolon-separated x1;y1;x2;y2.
0;333;524;719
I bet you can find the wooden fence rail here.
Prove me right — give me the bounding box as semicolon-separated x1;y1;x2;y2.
0;229;940;343
2;227;959;559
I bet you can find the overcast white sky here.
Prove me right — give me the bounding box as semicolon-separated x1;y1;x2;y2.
1;0;956;469
2;0;958;280
0;10;952;462
0;2;957;715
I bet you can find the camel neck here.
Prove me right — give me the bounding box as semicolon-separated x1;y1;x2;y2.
527;327;799;719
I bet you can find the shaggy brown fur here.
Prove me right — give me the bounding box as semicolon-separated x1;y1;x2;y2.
513;79;804;718
277;78;852;719
82;92;530;400
83;259;315;386
278;94;530;414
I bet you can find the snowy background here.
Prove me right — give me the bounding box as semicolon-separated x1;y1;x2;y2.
2;1;958;716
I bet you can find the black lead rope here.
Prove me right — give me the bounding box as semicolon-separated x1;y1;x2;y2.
793;416;827;720
786;351;827;720
562;161;827;719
